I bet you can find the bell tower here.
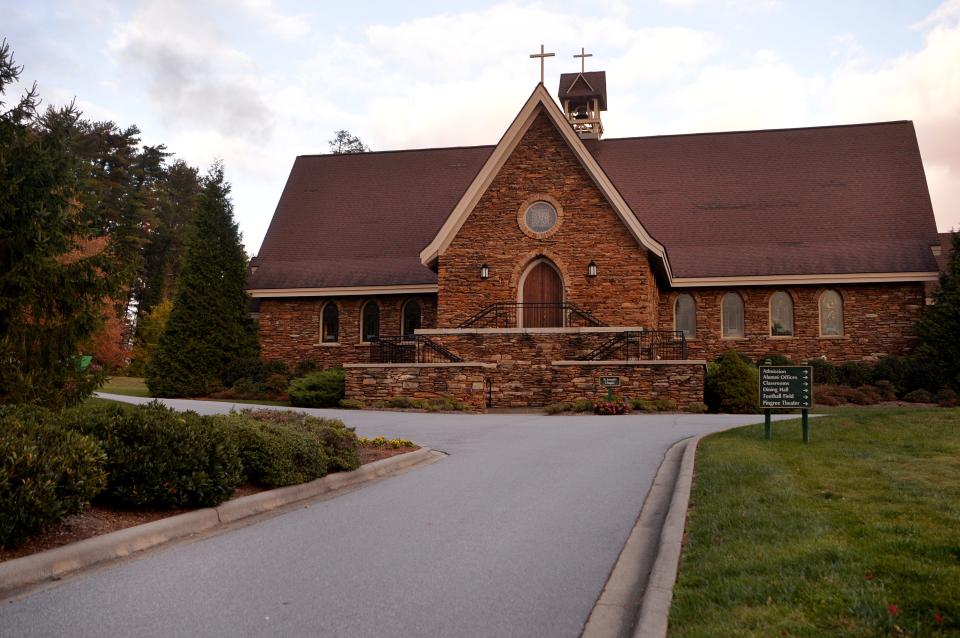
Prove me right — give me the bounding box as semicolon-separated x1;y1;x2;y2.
558;48;607;140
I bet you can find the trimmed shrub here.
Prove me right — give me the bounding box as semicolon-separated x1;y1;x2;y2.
338;399;364;410
873;380;898;401
705;350;759;413
544;402;570;414
0;414;107;548
936;388;959;407
288;368;345;408
903;389;935;404
242;410;359;472
654;398;678;412
837;362;872;387
716;351;753;366
684;402;708;414
294;359;318;377
214;413;328;488
571;399;594;413
756;353;794;366
59;402;242;508
808;359;837;385
629;398;658;412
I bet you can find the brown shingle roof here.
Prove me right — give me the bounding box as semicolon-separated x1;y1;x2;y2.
250;121;940;291
249;146;492;290
585;121;940;278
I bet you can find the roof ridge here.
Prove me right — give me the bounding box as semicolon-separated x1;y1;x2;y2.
598;120;914;143
297;143;495;159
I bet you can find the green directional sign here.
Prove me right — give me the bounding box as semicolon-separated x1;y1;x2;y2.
759;365;813;409
599;376;621;387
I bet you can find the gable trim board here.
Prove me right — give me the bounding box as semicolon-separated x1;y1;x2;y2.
670;271;940;288
249;284;439;298
418;83;674;281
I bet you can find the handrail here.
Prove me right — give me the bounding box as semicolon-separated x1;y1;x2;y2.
458;301;607;328
369;335;463;364
576;330;687;361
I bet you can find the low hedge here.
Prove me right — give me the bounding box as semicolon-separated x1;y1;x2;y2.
0;411;107;548
240;410;360;472
59;402;242;508
214;413;328;488
287;368;345;408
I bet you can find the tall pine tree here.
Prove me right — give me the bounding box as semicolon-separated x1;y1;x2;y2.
0;41;123;407
915;230;960;391
145;162;258;397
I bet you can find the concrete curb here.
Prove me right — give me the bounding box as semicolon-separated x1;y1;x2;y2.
0;447;437;596
633;434;705;638
581;436;691;638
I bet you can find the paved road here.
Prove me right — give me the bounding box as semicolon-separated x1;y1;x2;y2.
1;396;788;638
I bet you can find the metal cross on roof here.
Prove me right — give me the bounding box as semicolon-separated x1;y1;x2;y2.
529;44;555;84
574;47;593;73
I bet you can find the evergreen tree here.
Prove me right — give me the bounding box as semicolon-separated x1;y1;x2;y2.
328;129;370;154
0;40;123;407
915;230;960;391
145;162;258;396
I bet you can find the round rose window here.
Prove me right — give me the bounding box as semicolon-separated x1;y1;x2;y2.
524;201;558;233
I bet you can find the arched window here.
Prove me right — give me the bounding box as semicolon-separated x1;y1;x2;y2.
722;292;744;338
770;291;794;337
321;302;339;343
361;301;380;342
819;290;843;336
674;294;696;339
402;299;422;339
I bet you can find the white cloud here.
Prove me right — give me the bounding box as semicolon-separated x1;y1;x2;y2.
89;0;960;252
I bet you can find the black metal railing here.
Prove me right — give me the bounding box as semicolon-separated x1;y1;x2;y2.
576;330;688;361
458;301;607;328
369;335;463;364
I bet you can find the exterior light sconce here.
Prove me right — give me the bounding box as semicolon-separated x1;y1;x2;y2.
587;260;598;277
480;263;490;279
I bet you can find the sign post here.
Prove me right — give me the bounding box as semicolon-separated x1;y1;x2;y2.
599;376;620;401
759;365;813;443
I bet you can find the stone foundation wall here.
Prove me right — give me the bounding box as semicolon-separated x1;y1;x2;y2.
343;364;492;411
550;362;706;408
657;283;925;363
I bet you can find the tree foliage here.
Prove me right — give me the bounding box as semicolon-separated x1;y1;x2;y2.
0;40;123;407
915;230;960;390
145;163;259;397
328;129;370;154
126;297;172;375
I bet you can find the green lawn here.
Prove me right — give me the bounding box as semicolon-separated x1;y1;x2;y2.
100;376;150;397
669;408;960;637
98;376;291;407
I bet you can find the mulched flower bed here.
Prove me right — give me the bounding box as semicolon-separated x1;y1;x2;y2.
0;444;419;563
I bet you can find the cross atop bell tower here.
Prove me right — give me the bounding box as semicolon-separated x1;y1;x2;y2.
558;49;607;140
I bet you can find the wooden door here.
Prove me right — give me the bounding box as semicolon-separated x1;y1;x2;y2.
522;261;563;327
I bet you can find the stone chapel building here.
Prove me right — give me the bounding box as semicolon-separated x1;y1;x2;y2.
248;67;942;409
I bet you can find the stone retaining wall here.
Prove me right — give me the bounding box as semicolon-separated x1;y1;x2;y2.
343;364;492;411
550;362;706;408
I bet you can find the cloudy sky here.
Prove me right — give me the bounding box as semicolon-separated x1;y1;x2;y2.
5;0;960;253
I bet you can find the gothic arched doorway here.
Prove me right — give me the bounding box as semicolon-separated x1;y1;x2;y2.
520;258;564;327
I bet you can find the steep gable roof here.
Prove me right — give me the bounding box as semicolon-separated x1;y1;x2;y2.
248;146;491;293
249;96;941;295
418;83;671;277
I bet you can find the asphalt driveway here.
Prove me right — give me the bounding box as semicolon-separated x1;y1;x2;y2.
0;396;788;637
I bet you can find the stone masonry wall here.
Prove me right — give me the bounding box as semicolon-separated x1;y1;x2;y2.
343;365;489;411
437;110;660;328
428;332;612;407
657;283;925;363
551;364;706;408
257;295;437;367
